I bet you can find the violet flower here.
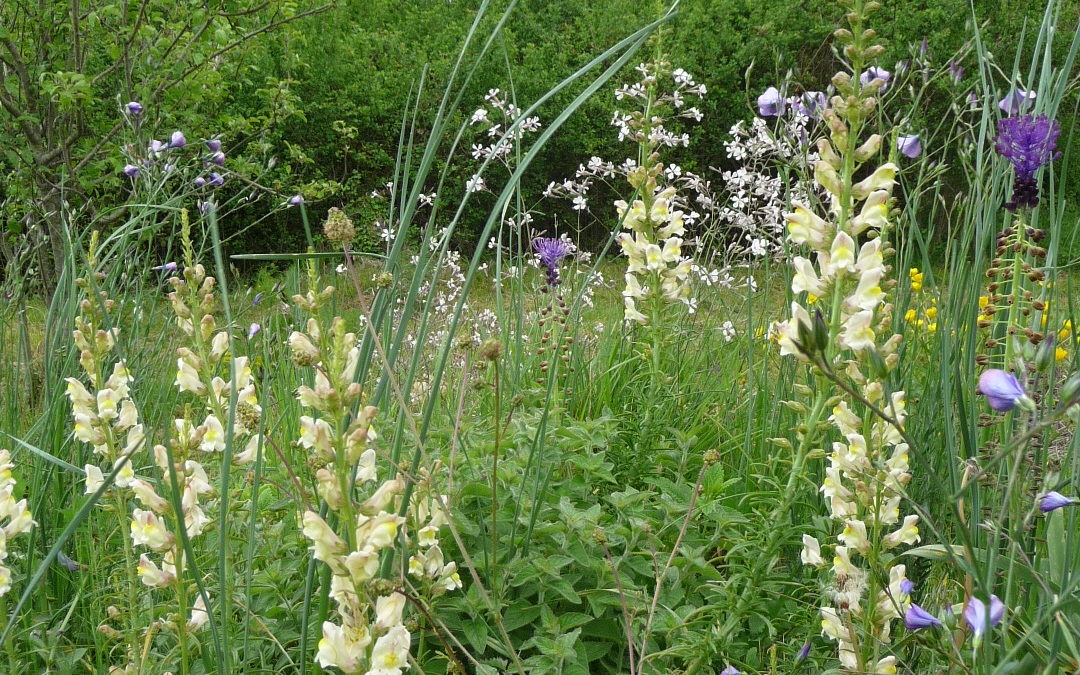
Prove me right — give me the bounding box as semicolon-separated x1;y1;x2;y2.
998;88;1036;115
531;237;573;289
194;176;207;188
208;151;226;166
796;643;811;662
149;139;165;156
247;323;261;339
757;86;785;117
56;551;81;572
897;135;922;159
168;131;187;149
792;91;826;119
152;262;178;273
126;101;143;116
949;60;964;83
859;66;891;91
206;139;222;153
123;164;140;178
963;595;1005;639
1039;491;1075;513
905;604;942;630
994;114;1061;211
900;579;915;597
719;667;740;675
252;292;265;306
288;194;305;206
208;172;224;187
977;369;1030;412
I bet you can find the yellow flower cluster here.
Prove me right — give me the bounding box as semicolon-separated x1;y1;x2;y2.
0;449;34;597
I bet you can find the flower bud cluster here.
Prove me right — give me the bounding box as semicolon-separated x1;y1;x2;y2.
775;6;921;671
65;276;147;499
616;170;696;322
0;449;35;597
291;287;459;673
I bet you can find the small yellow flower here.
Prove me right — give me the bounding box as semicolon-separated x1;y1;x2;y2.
1056;347;1068;362
979;295;989;309
1059;320;1072;342
925;307;938;320
927;322;938;333
904;309;917;323
807;293;819;304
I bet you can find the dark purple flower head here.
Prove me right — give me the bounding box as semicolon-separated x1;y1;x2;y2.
1039;491;1075;513
205;139;222;153
208;172;224;187
995;114;1061;211
998;88;1036;115
126;101;143;116
531;237;572;288
897;135;922;159
168;131;187;149
964;595;1005;638
194;176;207;188
949;60;964;83
757;86;785;117
860;66;891;91
978;369;1029;412
209;151;226;166
905;604;942;630
123;164;140;178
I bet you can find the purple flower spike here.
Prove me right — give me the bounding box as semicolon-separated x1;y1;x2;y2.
288;194;305;206
860;66;891;91
796;643;811;662
205;139;222;153
168;131;187;149
719;667;740;675
123;164;140;178
209;151;226;166
126;101;143;116
977;369;1028;412
1040;491;1075;513
998;88;1036;115
897;135;922;159
949;60;964;83
531;237;573;289
757;86;785;117
995;114;1061;211
194;176;207;188
904;604;942;630
963;595;1005;638
248;323;261;339
208;172;224;187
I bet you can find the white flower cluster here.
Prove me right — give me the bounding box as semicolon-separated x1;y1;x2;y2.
611;62;704;147
0;449;34;596
466;88;542;194
717;116;820;262
290;284;460;674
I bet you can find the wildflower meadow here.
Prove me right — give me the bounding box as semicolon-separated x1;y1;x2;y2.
2;0;1080;672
